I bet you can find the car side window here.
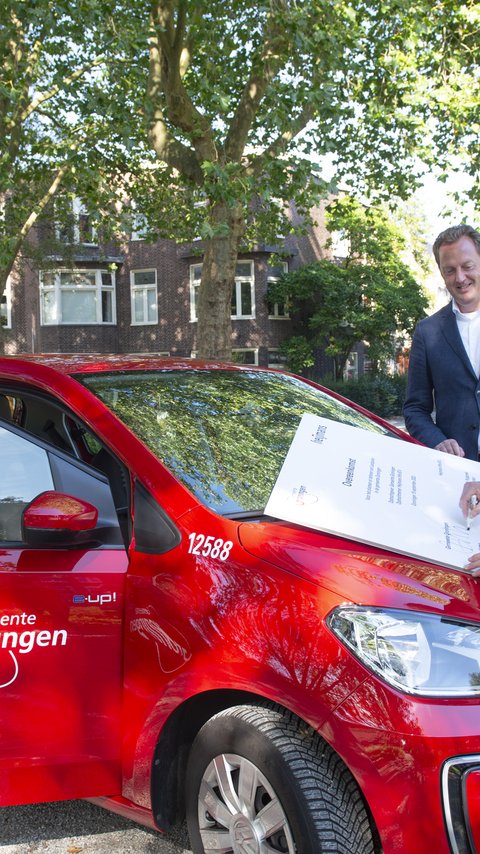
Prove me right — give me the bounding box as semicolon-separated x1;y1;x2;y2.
0;394;22;425
0;426;54;541
0;422;124;549
133;480;181;555
0;389;131;545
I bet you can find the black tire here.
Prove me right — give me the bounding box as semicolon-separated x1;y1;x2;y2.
185;702;376;854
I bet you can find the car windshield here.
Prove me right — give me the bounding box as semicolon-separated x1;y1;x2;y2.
79;369;393;516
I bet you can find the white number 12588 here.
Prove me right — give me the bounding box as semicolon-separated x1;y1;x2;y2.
187;533;233;561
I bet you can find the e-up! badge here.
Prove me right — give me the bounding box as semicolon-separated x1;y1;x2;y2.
0;612;68;688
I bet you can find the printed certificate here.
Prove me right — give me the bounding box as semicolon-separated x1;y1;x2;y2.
265;413;480;570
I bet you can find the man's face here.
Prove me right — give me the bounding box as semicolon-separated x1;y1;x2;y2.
439;235;480;313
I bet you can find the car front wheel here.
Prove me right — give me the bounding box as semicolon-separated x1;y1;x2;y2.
185;703;376;854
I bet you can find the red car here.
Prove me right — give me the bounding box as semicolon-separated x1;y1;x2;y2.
0;354;479;854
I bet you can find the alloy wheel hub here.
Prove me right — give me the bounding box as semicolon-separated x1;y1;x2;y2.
231;812;260;854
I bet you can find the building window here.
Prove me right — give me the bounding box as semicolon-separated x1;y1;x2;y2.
190;261;255;321
343;352;358;381
40;269;116;325
190;264;202;322
1;277;12;329
191;348;258;365
363;355;374;375
77;206;95;244
267;261;289;318
232;349;258;365
57;198;97;245
267;349;287;369
130;210;149;241
232;261;255;319
130;269;158;325
330;230;350;260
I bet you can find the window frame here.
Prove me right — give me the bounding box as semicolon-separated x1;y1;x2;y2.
39;268;116;326
232;261;255;319
190;260;256;321
231;348;259;366
330;230;351;260
130;208;149;241
189;264;202;322
343;351;359;381
267;349;287;369
130;269;158;326
1;276;12;329
56;197;97;246
267;261;289;319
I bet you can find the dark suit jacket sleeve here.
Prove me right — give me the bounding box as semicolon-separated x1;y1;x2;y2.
403;321;449;449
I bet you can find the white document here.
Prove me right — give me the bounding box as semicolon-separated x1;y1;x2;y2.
265;413;480;570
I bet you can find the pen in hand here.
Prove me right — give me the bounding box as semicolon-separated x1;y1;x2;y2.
467;495;478;531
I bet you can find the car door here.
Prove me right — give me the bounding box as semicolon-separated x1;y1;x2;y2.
0;421;128;807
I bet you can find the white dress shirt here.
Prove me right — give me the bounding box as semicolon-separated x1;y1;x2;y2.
452;300;480;378
452;301;480;453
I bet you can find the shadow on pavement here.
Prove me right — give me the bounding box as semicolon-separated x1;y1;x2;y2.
0;800;191;851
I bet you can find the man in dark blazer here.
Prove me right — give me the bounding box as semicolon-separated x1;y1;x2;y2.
404;224;480;461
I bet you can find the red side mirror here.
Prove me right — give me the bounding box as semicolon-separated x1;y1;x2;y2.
22;491;98;545
23;491;98;534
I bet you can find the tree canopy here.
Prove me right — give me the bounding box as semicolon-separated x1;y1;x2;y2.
268;196;430;378
0;0;143;298
1;1;480;356
118;0;480;357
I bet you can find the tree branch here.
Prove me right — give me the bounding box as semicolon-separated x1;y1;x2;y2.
14;56;107;127
0;163;70;293
224;1;291;161
246;104;315;178
148;2;217;167
147;17;203;183
148;109;204;183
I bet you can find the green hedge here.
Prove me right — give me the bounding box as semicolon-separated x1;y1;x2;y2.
321;373;408;418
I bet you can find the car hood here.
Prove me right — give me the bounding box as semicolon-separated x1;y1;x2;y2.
238;520;480;621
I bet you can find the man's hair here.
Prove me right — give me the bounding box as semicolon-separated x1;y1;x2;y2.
433;224;480;266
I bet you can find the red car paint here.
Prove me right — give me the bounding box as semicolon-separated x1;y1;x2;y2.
0;354;478;853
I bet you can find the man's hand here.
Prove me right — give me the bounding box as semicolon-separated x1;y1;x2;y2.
459;482;480;519
435;438;465;456
460;482;480;574
465;553;480;574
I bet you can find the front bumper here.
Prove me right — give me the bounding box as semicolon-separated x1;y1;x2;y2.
324;679;480;853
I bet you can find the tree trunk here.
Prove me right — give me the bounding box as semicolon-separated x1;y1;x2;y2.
196;201;245;360
334;349;352;381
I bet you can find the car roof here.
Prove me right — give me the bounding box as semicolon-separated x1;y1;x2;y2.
0;353;263;377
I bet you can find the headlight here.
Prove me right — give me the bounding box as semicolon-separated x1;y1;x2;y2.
327;607;480;697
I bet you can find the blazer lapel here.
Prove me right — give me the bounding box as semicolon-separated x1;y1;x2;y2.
439;304;477;377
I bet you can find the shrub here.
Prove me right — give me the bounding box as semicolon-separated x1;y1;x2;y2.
321;372;407;418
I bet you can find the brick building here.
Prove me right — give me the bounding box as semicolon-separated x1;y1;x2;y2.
1;198;357;374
